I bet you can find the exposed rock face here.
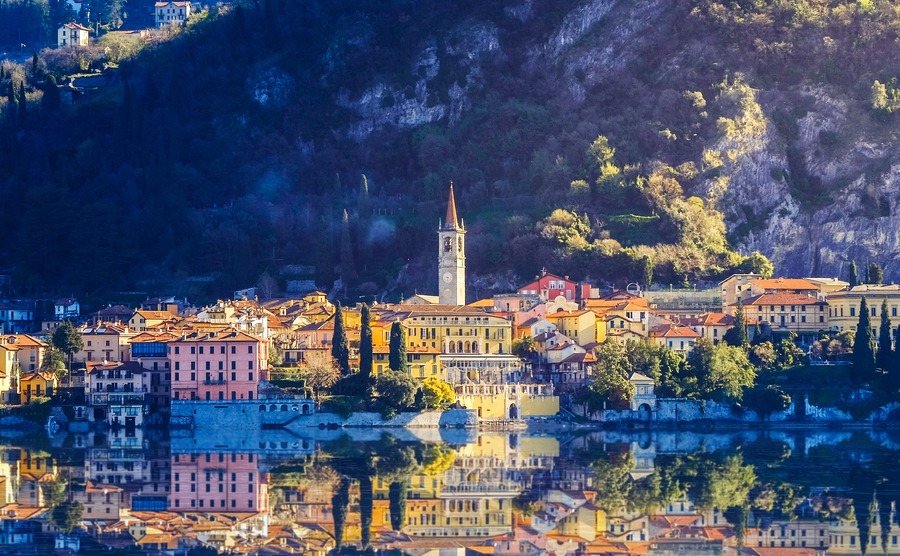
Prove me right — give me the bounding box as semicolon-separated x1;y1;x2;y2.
713;85;900;278
336;22;501;141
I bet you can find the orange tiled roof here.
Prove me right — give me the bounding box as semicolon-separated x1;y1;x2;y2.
650;323;701;338
741;293;826;306
751;278;818;290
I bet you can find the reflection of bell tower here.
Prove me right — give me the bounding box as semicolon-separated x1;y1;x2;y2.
438;184;466;305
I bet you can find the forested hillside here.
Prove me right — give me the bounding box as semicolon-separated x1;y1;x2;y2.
3;0;900;300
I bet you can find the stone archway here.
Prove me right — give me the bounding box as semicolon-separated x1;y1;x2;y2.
638;403;652;421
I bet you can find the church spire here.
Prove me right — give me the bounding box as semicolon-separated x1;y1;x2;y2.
444;182;460;230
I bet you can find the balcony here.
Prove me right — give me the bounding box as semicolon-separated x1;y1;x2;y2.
203;379;227;385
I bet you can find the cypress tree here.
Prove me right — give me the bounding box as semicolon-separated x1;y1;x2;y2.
877;300;892;372
331;303;350;376
42;75;60;111
733;301;748;346
359;303;373;384
868;263;884;286
848;261;858;288
389;321;408;373
18;81;25;122
7;81;17;121
31;51;38;77
339;209;357;287
853;298;876;385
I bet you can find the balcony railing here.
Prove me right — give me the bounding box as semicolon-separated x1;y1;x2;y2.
203;379;227;385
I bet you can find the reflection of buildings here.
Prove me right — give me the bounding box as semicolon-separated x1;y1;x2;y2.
169;452;268;514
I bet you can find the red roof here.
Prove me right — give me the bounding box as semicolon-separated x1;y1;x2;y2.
741;293;826;306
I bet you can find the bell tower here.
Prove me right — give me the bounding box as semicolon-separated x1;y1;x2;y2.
438;184;466;305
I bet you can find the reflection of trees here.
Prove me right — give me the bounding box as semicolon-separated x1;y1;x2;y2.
332;477;350;548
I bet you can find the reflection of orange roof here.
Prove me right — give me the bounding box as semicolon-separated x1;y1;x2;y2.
746;548;824;556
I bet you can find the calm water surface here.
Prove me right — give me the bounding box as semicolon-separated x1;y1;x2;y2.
2;426;899;555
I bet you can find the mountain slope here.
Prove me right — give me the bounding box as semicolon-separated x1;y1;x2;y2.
3;0;900;298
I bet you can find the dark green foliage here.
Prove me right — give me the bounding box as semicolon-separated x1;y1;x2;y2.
848;261;858;288
376;370;419;412
41;75;60;111
867;263;884;286
743;385;791;421
724;302;748;347
388;322;408;373
331;304;350;376
853;298;876;385
877;300;892;372
51;500;83;534
51;320;83;376
359;303;373;385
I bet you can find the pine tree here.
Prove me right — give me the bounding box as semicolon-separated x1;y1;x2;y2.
877;300;892;372
389;321;408;373
853;298;876;386
359;303;373;384
848;261;858;288
331;304;350;376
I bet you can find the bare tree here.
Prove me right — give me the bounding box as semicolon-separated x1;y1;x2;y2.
302;361;340;401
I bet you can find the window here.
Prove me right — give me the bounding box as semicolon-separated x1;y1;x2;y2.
190;346;195;354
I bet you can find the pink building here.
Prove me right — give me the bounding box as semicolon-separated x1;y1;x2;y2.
168;329;266;401
168;452;267;513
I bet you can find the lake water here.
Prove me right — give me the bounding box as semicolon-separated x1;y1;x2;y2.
1;426;898;555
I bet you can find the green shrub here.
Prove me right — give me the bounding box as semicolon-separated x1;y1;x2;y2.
322;397;353;419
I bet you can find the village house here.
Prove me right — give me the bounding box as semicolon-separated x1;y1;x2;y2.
517;270;592;303
168;452;268;514
680;312;736;345
584;291;650;344
372;345;442;380
85;361;150;429
75;323;136;363
57;22;90;47
168;329;267;401
53;298;80;320
19;372;57;404
155;1;192;27
544;309;596;347
3;335;47;373
737;292;828;337
0;302;34;334
0;341;18;403
128;310;178;332
129;331;177;413
89;304;134;326
650;323;701;354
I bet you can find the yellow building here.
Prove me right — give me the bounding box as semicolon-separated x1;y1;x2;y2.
454;383;558;419
372;346;442;380
826;284;900;334
3;335;48;373
128;310;178;332
585;293;649;344
545;310;596;346
390;306;514;355
680;312;736;346
19;372;57;404
649;323;701;354
739;292;828;335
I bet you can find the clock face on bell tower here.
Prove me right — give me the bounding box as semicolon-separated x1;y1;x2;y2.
438;185;466;305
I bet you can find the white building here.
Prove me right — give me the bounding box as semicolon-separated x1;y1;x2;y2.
57;23;90;47
155;1;192;28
